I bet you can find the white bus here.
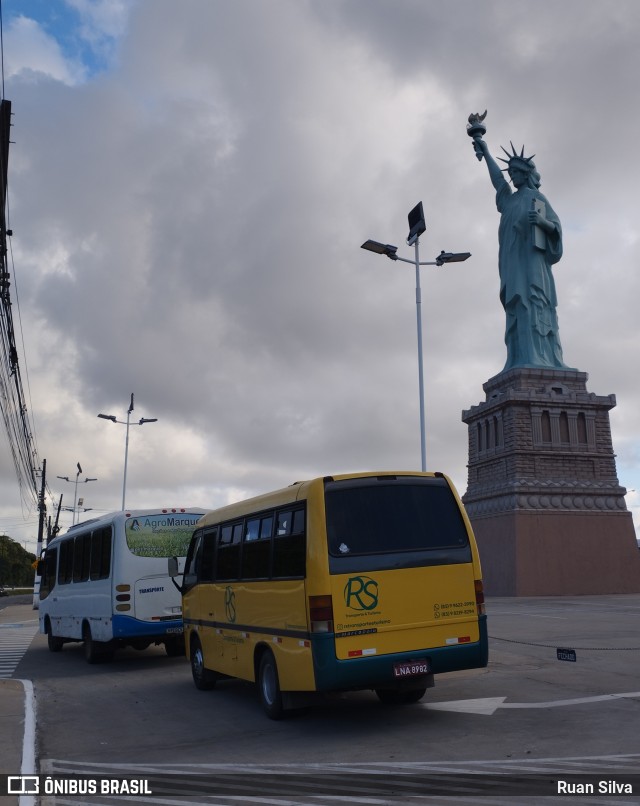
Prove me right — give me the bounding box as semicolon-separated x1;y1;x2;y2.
38;508;205;662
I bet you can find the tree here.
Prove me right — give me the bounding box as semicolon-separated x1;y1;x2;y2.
0;534;37;587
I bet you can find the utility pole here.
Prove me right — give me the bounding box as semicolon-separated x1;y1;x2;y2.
51;494;63;542
33;458;47;608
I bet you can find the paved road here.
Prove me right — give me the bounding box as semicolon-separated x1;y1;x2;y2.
3;595;640;805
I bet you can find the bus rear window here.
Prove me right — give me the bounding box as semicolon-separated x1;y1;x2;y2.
325;478;470;557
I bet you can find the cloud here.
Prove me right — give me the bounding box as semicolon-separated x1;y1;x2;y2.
4;15;86;84
1;0;639;547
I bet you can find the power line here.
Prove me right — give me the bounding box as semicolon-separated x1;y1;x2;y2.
0;100;39;505
0;2;43;520
0;0;5;100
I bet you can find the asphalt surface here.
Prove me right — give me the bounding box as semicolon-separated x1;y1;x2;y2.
3;593;640;805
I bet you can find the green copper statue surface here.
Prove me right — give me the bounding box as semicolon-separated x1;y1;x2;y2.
467;111;569;371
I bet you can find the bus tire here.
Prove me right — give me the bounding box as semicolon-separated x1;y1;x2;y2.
375;687;427;705
82;623;113;664
190;637;217;690
400;687;427;704
45;619;63;653
165;636;185;657
258;650;284;720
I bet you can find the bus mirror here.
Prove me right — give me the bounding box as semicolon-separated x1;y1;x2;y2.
168;556;179;577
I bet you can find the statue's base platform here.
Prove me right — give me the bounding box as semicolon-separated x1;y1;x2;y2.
462;367;640;596
471;509;640;596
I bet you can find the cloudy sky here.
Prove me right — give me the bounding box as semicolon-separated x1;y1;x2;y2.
1;0;639;552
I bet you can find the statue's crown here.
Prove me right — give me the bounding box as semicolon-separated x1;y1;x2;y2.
498;141;536;172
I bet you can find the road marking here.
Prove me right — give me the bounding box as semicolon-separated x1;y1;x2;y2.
424;691;640;716
0;620;39;678
490;611;568;619
19;679;37;806
40;755;640;806
424;696;507;715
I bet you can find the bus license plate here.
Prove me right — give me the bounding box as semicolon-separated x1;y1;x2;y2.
393;659;430;678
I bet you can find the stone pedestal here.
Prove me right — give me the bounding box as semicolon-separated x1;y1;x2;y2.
461;367;640;595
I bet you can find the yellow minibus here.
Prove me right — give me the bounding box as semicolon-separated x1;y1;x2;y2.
175;472;487;718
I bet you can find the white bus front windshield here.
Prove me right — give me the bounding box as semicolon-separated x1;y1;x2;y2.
125;513;201;558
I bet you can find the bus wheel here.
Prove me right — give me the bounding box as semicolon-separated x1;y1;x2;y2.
82;623;113;664
375;687;427;705
165;637;185;657
399;687;427;704
258;650;284;720
190;638;217;690
45;620;63;653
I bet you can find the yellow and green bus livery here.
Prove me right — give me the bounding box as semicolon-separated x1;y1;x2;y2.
176;471;488;718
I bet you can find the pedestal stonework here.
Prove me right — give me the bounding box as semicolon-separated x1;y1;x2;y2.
461;367;640;595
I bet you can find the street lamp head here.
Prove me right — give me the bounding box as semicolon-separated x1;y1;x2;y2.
435;250;472;266
56;476;70;482
97;413;117;422
407;202;426;246
84;478;98;483
138;417;158;425
361;240;399;260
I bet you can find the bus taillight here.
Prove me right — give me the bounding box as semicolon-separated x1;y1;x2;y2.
475;579;485;616
309;595;334;633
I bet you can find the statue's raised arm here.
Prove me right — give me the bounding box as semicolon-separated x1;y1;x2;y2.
474;137;509;192
466;110;570;372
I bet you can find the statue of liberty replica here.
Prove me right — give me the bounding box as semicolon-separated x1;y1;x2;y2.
469;110;567;370
461;111;639;596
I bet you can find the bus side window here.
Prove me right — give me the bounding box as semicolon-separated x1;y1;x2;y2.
292;509;304;535
40;547;58;600
242;515;272;580
216;522;242;581
199;528;217;583
276;512;291;536
184;532;203;591
272;508;306;578
90;527;112;581
72;533;91;583
245;519;260;541
58;539;73;585
260;516;273;539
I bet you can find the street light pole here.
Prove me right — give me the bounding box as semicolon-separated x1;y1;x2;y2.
74;463;81;525
412;236;427;473
98;393;158;510
361;202;470;472
122;394;134;512
56;463;98;526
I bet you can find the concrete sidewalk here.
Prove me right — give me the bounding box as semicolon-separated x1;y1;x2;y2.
0;603;38;806
0;677;28;772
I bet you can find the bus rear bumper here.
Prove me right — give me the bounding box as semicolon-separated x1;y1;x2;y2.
111;614;183;640
311;615;488;692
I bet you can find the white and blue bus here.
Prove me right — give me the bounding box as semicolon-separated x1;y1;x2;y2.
38;508;205;662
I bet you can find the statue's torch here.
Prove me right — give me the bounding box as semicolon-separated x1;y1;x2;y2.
467;110;487;161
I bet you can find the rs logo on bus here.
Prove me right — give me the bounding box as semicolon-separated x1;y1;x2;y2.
344;576;379;611
224;586;236;623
